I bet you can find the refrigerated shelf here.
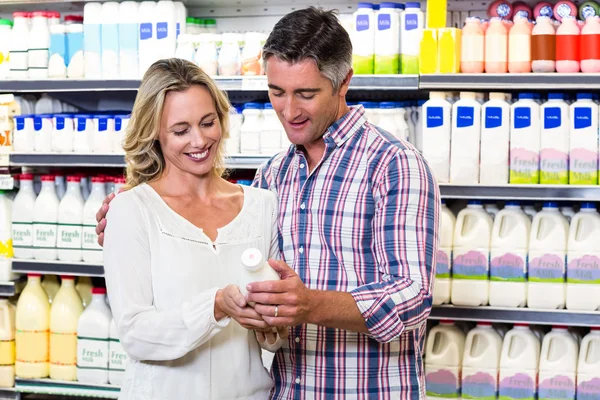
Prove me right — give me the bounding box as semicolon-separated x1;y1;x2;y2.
15;378;119;399
12;259;104;277
0;282;16;297
419;73;600;90
438;183;600;201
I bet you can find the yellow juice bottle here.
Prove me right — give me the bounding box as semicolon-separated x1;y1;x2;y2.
438;28;462;73
420;28;438;74
0;299;15;387
427;0;448;28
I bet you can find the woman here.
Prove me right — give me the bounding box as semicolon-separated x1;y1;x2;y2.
103;58;285;399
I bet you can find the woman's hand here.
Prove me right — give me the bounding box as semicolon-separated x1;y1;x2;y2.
215;285;271;330
255;326;289;345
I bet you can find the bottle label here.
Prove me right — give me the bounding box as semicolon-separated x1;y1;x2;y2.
570;148;598;184
490;252;526;282
567;254;600;283
556;34;580;61
77;337;109;370
531;34;556;62
426;368;460;398
580;34;600;61
529;253;565;283
435;250;450;278
485;106;502;129
16;118;25;131
176;22;180;38
510;147;539;184
540;148;569;184
452;250;488;280
538;375;575;400
109;339;128;371
377;14;391;31
462;371;497;399
513;107;531;129
67;32;84;65
578;378;600;399
34;117;43;132
119;23;139;51
77;118;87;132
509;34;531;63
102;24;119;54
82;225;102;251
356;14;370;32
140;23;153;40
462;35;484;63
485;34;507;62
456;106;474;128
544;107;562;129
499;372;535;400
115;118;122;131
426;107;444;128
12;222;33;249
57;224;83;250
16;329;49;363
56;117;65;131
50;331;77;366
50;33;66;58
33;223;58;249
574;107;592;129
98;119;107;132
84;24;101;54
0;340;15;366
405;13;418;31
156;22;168;40
28;48;49;70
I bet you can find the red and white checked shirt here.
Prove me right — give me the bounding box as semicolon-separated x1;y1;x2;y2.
253;105;440;400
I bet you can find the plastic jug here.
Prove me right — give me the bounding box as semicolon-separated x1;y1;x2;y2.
83;3;102;79
451;201;493;306
485;18;508;73
434;202;455;306
570;93;599;185
138;1;158;77
508;16;532;73
240;103;263;154
239;248;280;302
539;326;578;400
0;299;15;387
450;92;482;184
566;203;600;311
461;17;485;73
498;324;541;400
489;202;531;308
480;92;510;185
531;16;556;72
49;276;83;381
528;202;569;309
101;2;120;79
425;321;466;399
109;319;128;386
461;323;503;400
540;93;570;184
556;16;580;73
400;2;424;74
118;2;140;79
352;3;376;75
561;205;576;223
581;16;600;73
374;2;401;74
260;103;283;153
510;93;541;184
15;274;50;378
422;92;452;183
577;328;600;399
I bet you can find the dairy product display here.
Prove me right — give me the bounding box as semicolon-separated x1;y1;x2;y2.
109;319;128;386
450;92;482;184
425;321;466;399
433;202;455;306
82;177;105;264
422;92;452;183
461;323;503;400
0;299;15;387
401;3;424;74
510;93;541;184
480;92;510;184
33;175;59;261
539;326;579;399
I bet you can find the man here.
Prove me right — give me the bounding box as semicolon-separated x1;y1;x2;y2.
98;7;439;399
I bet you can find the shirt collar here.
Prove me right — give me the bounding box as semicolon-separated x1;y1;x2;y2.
322;105;368;147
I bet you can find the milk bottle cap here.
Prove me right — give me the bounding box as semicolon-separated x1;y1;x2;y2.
552;325;569;330
241;248;264;272
548;93;565;100
244;103;263;110
66;175;81;182
581;202;596;209
27;273;42;278
61;275;75;280
477;321;493;326
264;103;273;110
32;11;48;18
19;173;34;181
358;101;378;109
406;2;421;8
577;93;593;100
505;201;521;207
13;11;31;18
41;175;55;182
394;3;405;10
467;200;483;206
373;4;380;10
380;2;396;8
379;102;396;109
514;323;529;327
543;201;559;209
519;92;535;100
489;92;506;101
91;176;105;183
459;92;477;99
92;287;106;294
357;2;375;9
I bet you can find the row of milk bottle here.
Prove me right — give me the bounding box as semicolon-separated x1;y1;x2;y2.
11;274;127;385
354;101;413;142
228;103;290;156
423;91;600;185
436;200;600;311
426;321;600;400
12;174;107;264
13;113;130;154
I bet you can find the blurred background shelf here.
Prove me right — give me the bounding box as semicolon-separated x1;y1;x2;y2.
439;183;600;201
12;260;104;277
15;378;119;399
419;73;600;90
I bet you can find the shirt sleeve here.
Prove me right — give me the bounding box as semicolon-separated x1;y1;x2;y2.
350;149;440;343
103;191;231;362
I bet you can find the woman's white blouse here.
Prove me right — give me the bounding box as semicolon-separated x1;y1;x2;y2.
103;183;279;400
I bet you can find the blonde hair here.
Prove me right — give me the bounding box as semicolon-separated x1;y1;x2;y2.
124;58;231;188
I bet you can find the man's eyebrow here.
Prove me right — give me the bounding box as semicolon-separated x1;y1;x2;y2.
268;84;321;94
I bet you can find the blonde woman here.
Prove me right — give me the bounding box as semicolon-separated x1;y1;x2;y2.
102;59;284;399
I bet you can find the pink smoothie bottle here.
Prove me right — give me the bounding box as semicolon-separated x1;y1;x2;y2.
581;16;600;72
531;16;556;72
485;17;508;73
461;17;485;73
509;16;532;72
556;16;581;72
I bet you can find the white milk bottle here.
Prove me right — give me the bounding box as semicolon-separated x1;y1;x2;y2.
76;277;93;308
77;287;112;384
540;93;570;185
0;191;13;281
119;2;139;79
377;102;400;139
66;19;84;79
528;202;569;309
0;299;15;387
109;319;128;385
451;201;493;306
9;12;30;79
450;92;482;184
400;2;424;74
498;324;541;400
93;115;115;153
48;24;67;78
42;275;60;304
395;102;410;141
33;114;53;153
239;248;280;299
261;103;283;155
570;93;599;185
101;2;120;79
84;3;102;79
218;33;241;76
174;2;187;37
434;201;455;306
422;92;452;183
82;177;106;264
577;329;600;399
510;93;541;184
155;0;177;60
241;32;263;76
227;105;243;155
50;276;83;381
195;34;218;75
480;92;510;185
57;176;84;262
461;323;503;400
566;203;600;311
374;2;401;74
561;204;576;223
28;11;50;79
538;326;578;400
15;274;50;379
351;3;375;75
425;321;466;400
13;115;34;153
33;175;59;261
74;115;94;153
240;103;263;154
52;114;75;153
12;174;36;260
113;115;130;153
489;202;531;308
138;1;157;77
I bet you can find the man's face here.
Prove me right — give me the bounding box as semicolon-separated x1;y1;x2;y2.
265;57;349;148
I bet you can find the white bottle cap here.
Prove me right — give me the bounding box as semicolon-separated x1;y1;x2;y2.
489;92;506;101
241;248;264;272
459;91;477;100
429;91;446;100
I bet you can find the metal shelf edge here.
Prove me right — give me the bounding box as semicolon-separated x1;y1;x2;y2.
439;184;600;201
12;260;104;277
0;281;16;297
419;73;600;90
16;378;120;399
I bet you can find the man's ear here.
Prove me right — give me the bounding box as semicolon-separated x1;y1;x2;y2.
338;69;354;98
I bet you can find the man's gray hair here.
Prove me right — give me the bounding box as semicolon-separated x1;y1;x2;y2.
262;7;353;92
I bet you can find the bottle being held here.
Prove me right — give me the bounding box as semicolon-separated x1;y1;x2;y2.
580;16;600;73
239;248;280;302
531;16;556;73
508;16;532;73
556;16;580;73
460;17;484;73
485;18;508;73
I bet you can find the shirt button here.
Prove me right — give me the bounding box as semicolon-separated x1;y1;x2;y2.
298;247;304;254
295;378;301;384
300;203;306;210
300;163;305;169
295;337;300;343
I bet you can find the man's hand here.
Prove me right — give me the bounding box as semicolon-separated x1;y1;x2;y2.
215;285;272;330
95;192;116;246
247;260;314;327
255;326;289;345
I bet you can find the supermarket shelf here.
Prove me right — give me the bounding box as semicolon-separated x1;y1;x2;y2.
419;73;600;90
0;80;140;93
16;378;119;399
225;154;272;168
430;305;600;327
349;74;419;90
12;260;104;277
0;387;17;400
439;183;600;201
0;281;16;297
